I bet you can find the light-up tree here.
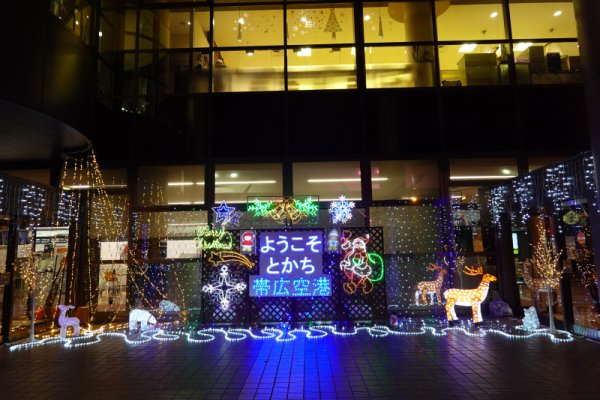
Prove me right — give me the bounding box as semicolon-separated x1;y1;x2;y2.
19;250;41;342
530;219;564;334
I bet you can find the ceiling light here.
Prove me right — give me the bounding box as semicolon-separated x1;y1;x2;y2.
238;17;245;25
215;180;276;185
167;202;192;205
307;177;388;183
364;15;372;22
450;175;516;181
246;49;254;56
229;172;238;178
501;169;512;175
297;47;312;57
410;196;418;202
458;44;477;53
98;31;103;37
553;10;562;17
490;11;498;19
300;16;307;23
167;182;194;186
514;42;533;52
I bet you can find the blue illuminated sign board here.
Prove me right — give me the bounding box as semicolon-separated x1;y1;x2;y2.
249;230;331;297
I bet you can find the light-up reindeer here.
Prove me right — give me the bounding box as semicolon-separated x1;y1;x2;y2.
443;266;496;324
58;304;81;338
415;264;447;305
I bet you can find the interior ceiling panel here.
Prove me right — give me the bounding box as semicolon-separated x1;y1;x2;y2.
0;99;91;162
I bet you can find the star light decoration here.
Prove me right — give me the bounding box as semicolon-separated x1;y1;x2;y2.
329;195;355;224
202;265;247;311
212;201;240;228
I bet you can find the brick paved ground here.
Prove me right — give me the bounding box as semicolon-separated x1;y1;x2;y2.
1;327;600;400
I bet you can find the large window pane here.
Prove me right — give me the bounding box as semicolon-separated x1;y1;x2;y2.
99;10;137;52
213;50;284;92
293;161;361;201
363;1;434;43
439;43;511;86
193;8;210;48
366;45;436;88
287;47;356;90
437;0;506;41
158;9;192;49
138;166;204;206
371;160;439;200
158;52;191;96
450;159;517;182
509;1;577;39
514;42;582;85
287;4;354;45
213;6;283;47
215;164;283;204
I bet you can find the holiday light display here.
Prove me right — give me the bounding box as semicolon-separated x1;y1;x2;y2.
8;319;575;352
128;309;157;331
247;197;318;223
202;265;247;311
415;264;447;305
329;195;355;224
195;226;233;250
208;251;255;268
57;305;81;338
443;268;496;324
340;233;384;294
211;201;240;227
519;306;540;331
158;300;181;313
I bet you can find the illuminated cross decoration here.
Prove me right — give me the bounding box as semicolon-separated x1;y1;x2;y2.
202;265;247;311
329;195;355;224
212;201;239;227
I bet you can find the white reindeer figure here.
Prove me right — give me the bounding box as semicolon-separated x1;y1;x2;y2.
58;304;81;338
415;264;447;305
443;266;496;324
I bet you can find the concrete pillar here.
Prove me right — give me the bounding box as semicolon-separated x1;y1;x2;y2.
573;0;600;304
403;2;434;86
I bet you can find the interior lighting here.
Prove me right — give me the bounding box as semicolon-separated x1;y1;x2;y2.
450;175;516;180
501;169;512;175
458;43;478;53
98;31;103;37
553;10;562;17
364;15;372;21
167;202;192;205
514;42;533;52
410;196;418;202
167;182;194;186
308;177;388;183
213;180;276;185
490;11;498;18
229;172;238;178
297;47;312;57
246;49;254;56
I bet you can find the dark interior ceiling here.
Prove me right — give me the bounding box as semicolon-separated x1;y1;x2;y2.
0;99;91;162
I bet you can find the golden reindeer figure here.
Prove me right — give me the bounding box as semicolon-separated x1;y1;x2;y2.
443;266;496;324
415;264;447;305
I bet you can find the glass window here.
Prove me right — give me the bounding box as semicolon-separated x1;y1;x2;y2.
99;10;137;52
437;0;506;41
215;164;283;204
528;156;568;172
509;1;577;39
213;50;285;92
293;161;361;201
450;159;518;182
158;52;191;96
287;4;354;46
287;47;356;90
193;8;210;48
2;170;50;186
139;9;155;50
213;6;283;47
371;160;439;200
439;43;511;86
157;9;192;49
366;45;436;88
514;42;582;85
138;165;204;206
191;51;210;93
106;53;136;97
363;1;434;43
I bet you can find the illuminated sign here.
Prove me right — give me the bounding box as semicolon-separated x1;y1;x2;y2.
195;226;233;250
249;230;331;297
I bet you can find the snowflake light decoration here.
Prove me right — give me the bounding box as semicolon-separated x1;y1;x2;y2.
202;265;247;311
329;195;355;224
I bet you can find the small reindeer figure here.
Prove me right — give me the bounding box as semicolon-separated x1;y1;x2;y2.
58;304;80;338
443;266;496;324
415;264;447;305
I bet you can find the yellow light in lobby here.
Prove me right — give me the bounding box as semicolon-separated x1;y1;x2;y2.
297;48;311;57
514;42;533;52
458;44;477;53
490;11;498;19
364;15;372;22
553;10;562;17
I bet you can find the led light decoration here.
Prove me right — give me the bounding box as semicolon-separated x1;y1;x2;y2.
240;230;256;254
211;201;239;228
195;226;233;250
519;306;540;331
158;300;181;313
207;251;254;268
202;265;246;311
57;305;81;338
443;270;496;324
0;176;4;213
329;195;355;224
340;233;384;294
128;309;157;331
415;264;447;306
248;197;319;223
